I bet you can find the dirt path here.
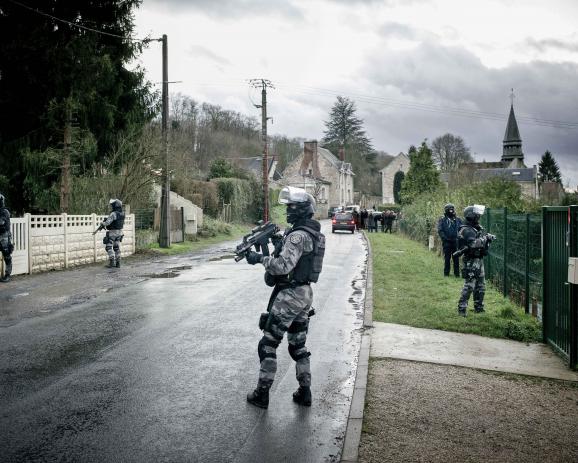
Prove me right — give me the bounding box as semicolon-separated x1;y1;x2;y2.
359;358;578;463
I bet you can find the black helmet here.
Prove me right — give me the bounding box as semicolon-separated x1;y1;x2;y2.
279;186;316;224
444;203;455;216
464;204;485;225
109;198;123;212
0;193;4;208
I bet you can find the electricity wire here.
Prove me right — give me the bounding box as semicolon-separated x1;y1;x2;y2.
6;0;155;43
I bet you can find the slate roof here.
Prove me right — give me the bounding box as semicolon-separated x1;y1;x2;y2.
236;158;282;180
317;147;354;175
475;168;536;182
504;105;521;143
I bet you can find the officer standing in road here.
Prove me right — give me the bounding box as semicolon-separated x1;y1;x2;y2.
95;199;125;268
244;186;325;409
437;203;462;277
456;205;495;316
0;193;14;283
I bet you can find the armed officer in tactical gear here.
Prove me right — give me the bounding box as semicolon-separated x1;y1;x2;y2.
244;186;325;409
457;205;495;316
96;199;125;268
0;193;14;283
437;203;462;277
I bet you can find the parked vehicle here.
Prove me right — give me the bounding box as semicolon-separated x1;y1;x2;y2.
328;206;342;218
344;204;360;214
332;212;356;234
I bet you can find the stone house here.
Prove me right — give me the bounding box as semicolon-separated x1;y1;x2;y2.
281;141;355;218
379;152;410;204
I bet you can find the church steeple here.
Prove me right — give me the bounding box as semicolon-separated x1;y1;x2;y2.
501;89;524;165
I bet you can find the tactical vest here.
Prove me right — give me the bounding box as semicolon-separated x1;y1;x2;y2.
0;208;10;234
459;224;485;258
109;211;125;230
288;224;326;283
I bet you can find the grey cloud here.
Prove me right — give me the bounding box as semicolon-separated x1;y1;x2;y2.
188;45;231;67
525;37;578;53
378;22;417;40
146;0;304;20
357;42;578;184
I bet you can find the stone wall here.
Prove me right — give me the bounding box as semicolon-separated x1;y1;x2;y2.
27;214;136;273
381;154;410;204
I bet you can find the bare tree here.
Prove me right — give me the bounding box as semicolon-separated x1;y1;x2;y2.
431;133;473;172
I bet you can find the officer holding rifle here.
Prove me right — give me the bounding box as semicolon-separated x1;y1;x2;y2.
455;204;496;317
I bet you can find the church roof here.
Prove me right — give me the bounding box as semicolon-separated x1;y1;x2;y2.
475;167;536;182
503;104;521;143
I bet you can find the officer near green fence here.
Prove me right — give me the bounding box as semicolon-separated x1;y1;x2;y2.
244;186;325;409
95;199;125;268
456;204;496;316
0;193;13;283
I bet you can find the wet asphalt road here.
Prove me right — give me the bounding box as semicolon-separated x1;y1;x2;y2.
0;220;367;463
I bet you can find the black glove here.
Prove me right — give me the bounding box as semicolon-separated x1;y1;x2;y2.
246;251;263;265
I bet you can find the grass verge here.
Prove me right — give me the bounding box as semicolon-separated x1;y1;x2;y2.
144;218;249;256
368;232;541;342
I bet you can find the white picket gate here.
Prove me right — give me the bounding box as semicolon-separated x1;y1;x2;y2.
1;213;135;276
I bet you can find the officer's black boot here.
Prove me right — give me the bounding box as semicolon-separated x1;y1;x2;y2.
1;262;11;282
247;386;269;409
292;386;312;406
115;258;121;268
105;258;115;268
0;273;10;283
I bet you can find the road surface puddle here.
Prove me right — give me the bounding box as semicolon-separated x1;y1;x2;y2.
140;271;181;278
208;254;236;261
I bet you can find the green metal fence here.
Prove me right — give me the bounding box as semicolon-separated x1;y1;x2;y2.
483;208;543;315
542;206;578;368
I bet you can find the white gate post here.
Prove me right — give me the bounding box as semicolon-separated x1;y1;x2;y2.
92;213;98;263
25;213;31;274
62;213;68;268
132;213;136;254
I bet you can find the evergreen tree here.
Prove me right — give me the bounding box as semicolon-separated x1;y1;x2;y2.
0;0;155;211
538;151;562;184
393;171;405;204
322;96;373;158
400;142;440;205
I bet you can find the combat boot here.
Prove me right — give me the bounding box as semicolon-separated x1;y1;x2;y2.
105;258;115;268
247;386;269;409
292;386;312;406
115;258;121;268
0;273;10;283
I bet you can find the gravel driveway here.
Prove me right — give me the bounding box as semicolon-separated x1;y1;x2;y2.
359;358;578;463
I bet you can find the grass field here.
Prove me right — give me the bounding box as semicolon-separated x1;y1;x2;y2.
367;232;541;342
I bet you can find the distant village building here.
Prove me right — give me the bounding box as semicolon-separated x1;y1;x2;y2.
235;157;281;182
281;140;354;218
379;152;410;204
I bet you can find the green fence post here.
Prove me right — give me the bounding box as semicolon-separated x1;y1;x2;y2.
503;207;508;297
486;208;491;279
570;205;578;369
542;206;548;343
525;213;530;314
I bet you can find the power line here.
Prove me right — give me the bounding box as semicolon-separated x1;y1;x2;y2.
6;0;155;43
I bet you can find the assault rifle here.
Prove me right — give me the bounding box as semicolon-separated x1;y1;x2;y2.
453;233;496;258
92;224;105;235
235;221;280;262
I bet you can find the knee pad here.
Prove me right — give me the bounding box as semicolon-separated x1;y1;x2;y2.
288;342;310;361
258;336;280;362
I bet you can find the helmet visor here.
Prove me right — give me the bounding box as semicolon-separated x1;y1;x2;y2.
472;204;486;216
278;186;315;206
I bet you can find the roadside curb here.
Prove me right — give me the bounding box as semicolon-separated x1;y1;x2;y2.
341;231;372;463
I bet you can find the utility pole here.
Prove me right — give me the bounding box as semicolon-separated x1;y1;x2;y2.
250;79;274;222
159;34;171;248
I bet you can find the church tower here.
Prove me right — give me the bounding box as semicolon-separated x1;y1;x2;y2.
501;90;524;166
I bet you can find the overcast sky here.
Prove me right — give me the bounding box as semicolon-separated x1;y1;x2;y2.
133;0;578;187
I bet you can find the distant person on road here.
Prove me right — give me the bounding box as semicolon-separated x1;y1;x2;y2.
244;186;325;409
437;203;462;277
456;205;496;317
352;209;359;230
360;209;368;230
0;193;13;283
95;199;125;268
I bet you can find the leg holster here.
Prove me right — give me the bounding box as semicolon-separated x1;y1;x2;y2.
258;337;280;362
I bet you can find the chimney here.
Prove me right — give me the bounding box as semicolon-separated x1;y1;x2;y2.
338;145;345;161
